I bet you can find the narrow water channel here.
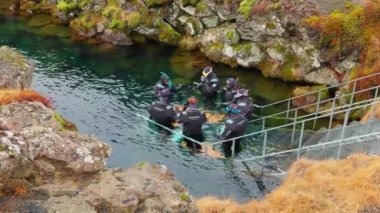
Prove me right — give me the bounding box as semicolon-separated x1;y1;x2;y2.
0;14;300;201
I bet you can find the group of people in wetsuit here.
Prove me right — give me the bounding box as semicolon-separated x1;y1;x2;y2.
148;66;254;157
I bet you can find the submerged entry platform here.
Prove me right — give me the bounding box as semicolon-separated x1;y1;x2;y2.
142;72;380;176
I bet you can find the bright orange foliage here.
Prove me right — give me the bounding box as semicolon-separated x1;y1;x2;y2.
14;184;27;197
197;154;380;212
0;90;51;107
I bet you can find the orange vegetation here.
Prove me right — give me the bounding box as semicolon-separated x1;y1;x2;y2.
306;1;380;100
197;154;380;212
0;89;51;107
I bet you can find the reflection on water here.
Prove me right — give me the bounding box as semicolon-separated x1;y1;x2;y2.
0;15;301;200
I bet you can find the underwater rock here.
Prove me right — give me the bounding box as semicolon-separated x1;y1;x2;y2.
27;14;54;27
40;24;72;38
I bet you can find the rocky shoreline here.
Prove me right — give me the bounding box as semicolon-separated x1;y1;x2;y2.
1;0;366;85
0;46;197;212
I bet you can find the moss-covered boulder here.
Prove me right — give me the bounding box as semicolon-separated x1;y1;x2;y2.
40;24;72;38
158;22;181;45
292;85;330;108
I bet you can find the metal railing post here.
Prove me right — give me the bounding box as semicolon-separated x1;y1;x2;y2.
231;139;236;158
262;131;268;165
291;109;298;142
350;80;357;106
286;99;291;122
297;121;305;159
313;90;322;130
337;108;350;159
326;97;337;142
261;118;266;132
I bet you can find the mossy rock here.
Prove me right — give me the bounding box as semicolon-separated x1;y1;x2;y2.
144;0;171;8
27;14;54;27
125;12;142;29
57;0;79;12
158;22;181;46
130;32;146;44
180;0;199;7
70;13;100;32
178;36;199;50
54;112;78;131
239;0;256;19
40;24;72;38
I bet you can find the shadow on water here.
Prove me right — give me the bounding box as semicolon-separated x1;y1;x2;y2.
0;14;305;200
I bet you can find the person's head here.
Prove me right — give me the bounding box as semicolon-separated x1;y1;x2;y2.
234;88;249;99
187;96;198;107
226;103;241;114
160;75;169;86
201;66;213;81
226;77;238;89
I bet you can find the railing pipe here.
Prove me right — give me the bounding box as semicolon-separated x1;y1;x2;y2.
313;90;322;130
297;121;306;159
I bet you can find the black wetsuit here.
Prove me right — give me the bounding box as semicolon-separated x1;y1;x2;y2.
234;96;254;117
153;82;171;99
176;105;207;149
201;72;219;97
220;113;249;157
222;85;239;102
148;99;176;127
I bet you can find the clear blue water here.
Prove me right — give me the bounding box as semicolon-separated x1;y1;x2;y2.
0;15;300;201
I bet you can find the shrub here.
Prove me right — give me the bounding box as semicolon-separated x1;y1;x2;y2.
0;90;51;107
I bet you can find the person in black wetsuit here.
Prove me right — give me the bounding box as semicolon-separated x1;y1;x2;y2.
153;72;175;99
176;97;207;149
220;103;249;157
148;88;176;127
232;88;254;117
221;77;239;102
198;66;219;98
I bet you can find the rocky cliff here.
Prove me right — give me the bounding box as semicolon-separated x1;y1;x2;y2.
5;0;378;87
0;46;197;212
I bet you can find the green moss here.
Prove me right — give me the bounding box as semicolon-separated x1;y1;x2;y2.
195;1;208;13
239;0;256;19
179;193;190;202
280;53;299;81
54;112;77;131
274;44;287;54
57;0;78;12
0;144;6;152
266;22;276;30
226;31;234;41
145;0;168;7
125;12;142;29
110;18;126;29
180;0;199;7
158;23;181;45
233;43;252;52
137;161;147;170
79;0;91;8
70;13;97;31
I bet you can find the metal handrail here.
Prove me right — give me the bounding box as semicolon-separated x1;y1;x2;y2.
206;98;380;145
233;129;380;162
249;84;380;129
255;71;380;109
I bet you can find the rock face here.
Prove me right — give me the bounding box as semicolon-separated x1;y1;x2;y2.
15;0;364;85
0;46;34;90
0;102;110;177
7;163;197;212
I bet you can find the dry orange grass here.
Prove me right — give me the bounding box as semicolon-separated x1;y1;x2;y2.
197;154;380;212
0;89;51;107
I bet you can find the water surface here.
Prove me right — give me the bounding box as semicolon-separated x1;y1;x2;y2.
0;15;299;200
